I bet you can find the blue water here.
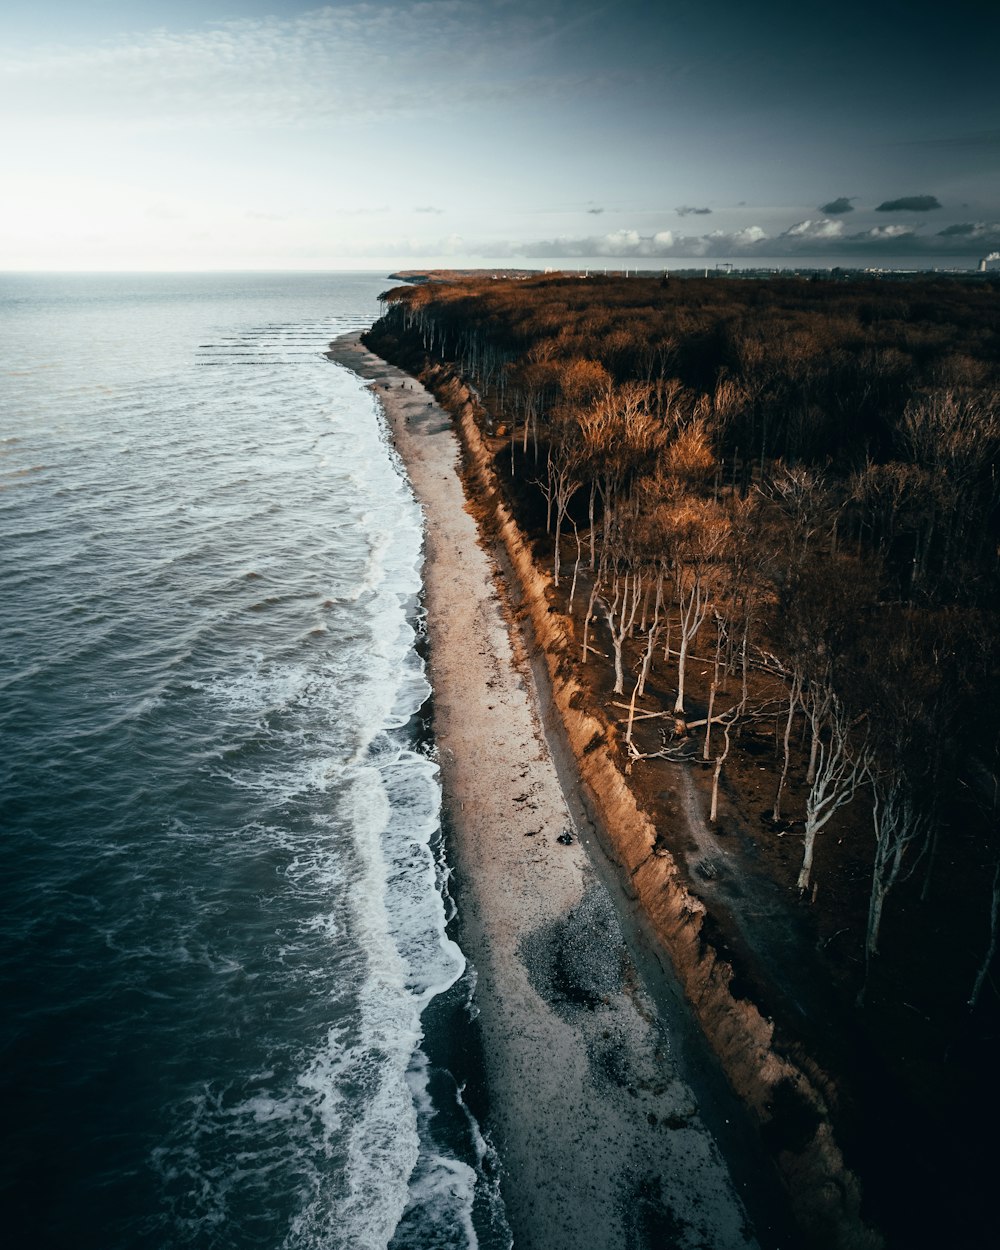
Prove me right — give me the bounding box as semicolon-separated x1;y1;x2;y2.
0;273;507;1249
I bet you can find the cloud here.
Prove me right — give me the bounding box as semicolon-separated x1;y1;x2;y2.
414;206;445;215
782;219;844;240
850;224;916;240
940;222;1000;246
0;3;587;131
875;195;942;212
710;226;767;247
819;197;854;214
676;205;712;216
468;215;999;260
937;221;1000;242
507;225;770;259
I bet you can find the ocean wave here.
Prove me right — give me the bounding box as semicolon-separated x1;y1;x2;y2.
0;282;493;1250
391;1049;480;1250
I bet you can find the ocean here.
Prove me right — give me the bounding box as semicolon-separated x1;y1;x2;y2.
0;272;508;1249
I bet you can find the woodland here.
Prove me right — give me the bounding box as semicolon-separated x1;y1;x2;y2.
365;272;1000;1241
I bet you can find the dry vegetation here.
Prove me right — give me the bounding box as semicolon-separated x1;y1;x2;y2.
364;272;1000;1244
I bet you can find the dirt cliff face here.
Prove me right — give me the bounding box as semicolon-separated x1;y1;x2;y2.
418;363;882;1250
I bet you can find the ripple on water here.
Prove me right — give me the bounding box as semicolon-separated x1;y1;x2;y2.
0;277;499;1249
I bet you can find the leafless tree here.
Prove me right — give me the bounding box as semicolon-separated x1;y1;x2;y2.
664;500;729;715
772;663;803;823
798;693;870;895
863;774;929;978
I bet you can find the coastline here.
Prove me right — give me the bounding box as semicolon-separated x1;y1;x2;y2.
327;333;764;1249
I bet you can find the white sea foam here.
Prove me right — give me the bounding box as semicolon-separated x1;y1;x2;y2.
378;747;466;1003
394;1049;481;1250
283;763;424;1249
459;1083;514;1250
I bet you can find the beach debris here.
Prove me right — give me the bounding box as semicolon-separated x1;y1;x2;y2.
557;831;574;845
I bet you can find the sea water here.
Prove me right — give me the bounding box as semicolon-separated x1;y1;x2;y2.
0;273;508;1249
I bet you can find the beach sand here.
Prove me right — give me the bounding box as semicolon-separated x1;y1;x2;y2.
328;334;759;1249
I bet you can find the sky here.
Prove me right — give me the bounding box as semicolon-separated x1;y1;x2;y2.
2;0;998;270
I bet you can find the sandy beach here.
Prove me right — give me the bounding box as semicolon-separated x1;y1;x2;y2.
328;333;760;1250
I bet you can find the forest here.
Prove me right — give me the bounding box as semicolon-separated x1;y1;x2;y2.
364;272;1000;1234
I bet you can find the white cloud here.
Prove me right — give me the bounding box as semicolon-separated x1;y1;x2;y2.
0;3;582;132
512;225;771;258
598;229;642;253
781;218;844;240
708;225;767;247
848;224;916;241
463;216;995;261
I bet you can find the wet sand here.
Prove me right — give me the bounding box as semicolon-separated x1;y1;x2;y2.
328;333;758;1249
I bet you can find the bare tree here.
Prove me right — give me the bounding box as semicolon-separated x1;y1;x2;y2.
625;581;664;750
772;663;803;823
663;499;729;715
709;703;743;824
537;416;583;587
863;774;929;976
602;561;643;696
798;693;870;895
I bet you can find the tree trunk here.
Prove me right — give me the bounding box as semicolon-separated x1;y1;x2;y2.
710;753;724;822
568;521;582;613
603;570;641;696
626;622;660;749
704;681;717;761
710;717;735;823
674;632;689;714
806;720;820;785
672;573;709;715
638;573;663;698
798;826;817;892
582;575;601;664
588;481;597;570
797;698;868;894
861;778;926;998
639;579;652;633
773;670;802;821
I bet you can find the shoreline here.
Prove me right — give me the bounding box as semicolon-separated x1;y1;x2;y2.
327;333;768;1249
